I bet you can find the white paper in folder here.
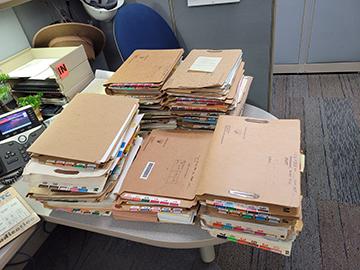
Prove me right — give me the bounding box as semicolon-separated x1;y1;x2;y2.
189;57;222;73
8;58;57;79
113;136;143;194
82;69;114;95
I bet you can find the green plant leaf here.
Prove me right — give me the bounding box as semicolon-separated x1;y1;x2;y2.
0;73;10;83
17;92;43;109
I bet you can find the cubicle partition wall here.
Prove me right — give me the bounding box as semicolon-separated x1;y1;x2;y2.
0;9;29;62
104;0;274;110
172;0;274;111
274;0;360;73
11;0;274;110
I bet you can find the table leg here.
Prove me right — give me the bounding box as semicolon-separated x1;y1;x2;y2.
199;245;215;263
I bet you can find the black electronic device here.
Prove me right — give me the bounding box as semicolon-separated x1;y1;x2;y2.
0;106;45;181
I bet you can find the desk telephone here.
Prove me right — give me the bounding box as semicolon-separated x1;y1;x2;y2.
0;106;45;184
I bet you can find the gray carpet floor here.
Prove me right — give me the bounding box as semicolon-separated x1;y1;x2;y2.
19;74;360;270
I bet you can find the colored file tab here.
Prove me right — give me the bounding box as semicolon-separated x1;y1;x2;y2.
121;193;181;207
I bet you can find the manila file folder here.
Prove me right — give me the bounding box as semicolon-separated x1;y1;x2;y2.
162;49;242;90
119;130;213;208
28;93;139;164
119;116;302;215
105;49;184;85
196;116;302;216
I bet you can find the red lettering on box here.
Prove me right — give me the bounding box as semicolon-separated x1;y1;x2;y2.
56;63;69;79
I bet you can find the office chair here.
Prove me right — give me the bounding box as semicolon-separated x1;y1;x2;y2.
113;3;180;60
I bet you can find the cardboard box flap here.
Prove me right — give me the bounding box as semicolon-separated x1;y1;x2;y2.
162;49;242;90
57;61;94;96
120;129;212;201
28;93;138;164
50;46;88;81
196;116;302;209
105;49;184;85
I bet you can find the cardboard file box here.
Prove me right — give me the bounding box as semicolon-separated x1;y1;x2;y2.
0;46;94;101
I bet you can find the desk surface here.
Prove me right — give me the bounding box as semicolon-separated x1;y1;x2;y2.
6;104;276;252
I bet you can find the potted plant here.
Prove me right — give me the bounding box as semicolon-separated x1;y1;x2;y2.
17;93;43;120
0;73;13;111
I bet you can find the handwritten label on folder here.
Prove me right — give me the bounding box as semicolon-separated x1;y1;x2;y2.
189;57;222;73
55;63;69;79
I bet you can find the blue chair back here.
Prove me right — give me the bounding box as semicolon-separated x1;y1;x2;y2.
113;3;180;60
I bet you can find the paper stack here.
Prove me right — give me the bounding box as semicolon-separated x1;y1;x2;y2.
104;49;184;131
162;49;252;129
112;130;212;224
197;116;303;256
113;116;303;255
0;46;94;119
24;93;142;216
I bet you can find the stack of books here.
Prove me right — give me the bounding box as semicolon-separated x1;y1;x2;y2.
162;49;252;129
104;49;184;131
113;116;303;255
24;93;142;216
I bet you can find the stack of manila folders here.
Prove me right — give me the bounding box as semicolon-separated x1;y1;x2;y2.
104;48;252;131
113;116;304;256
104;49;184;131
162;49;252;129
23;93;143;216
